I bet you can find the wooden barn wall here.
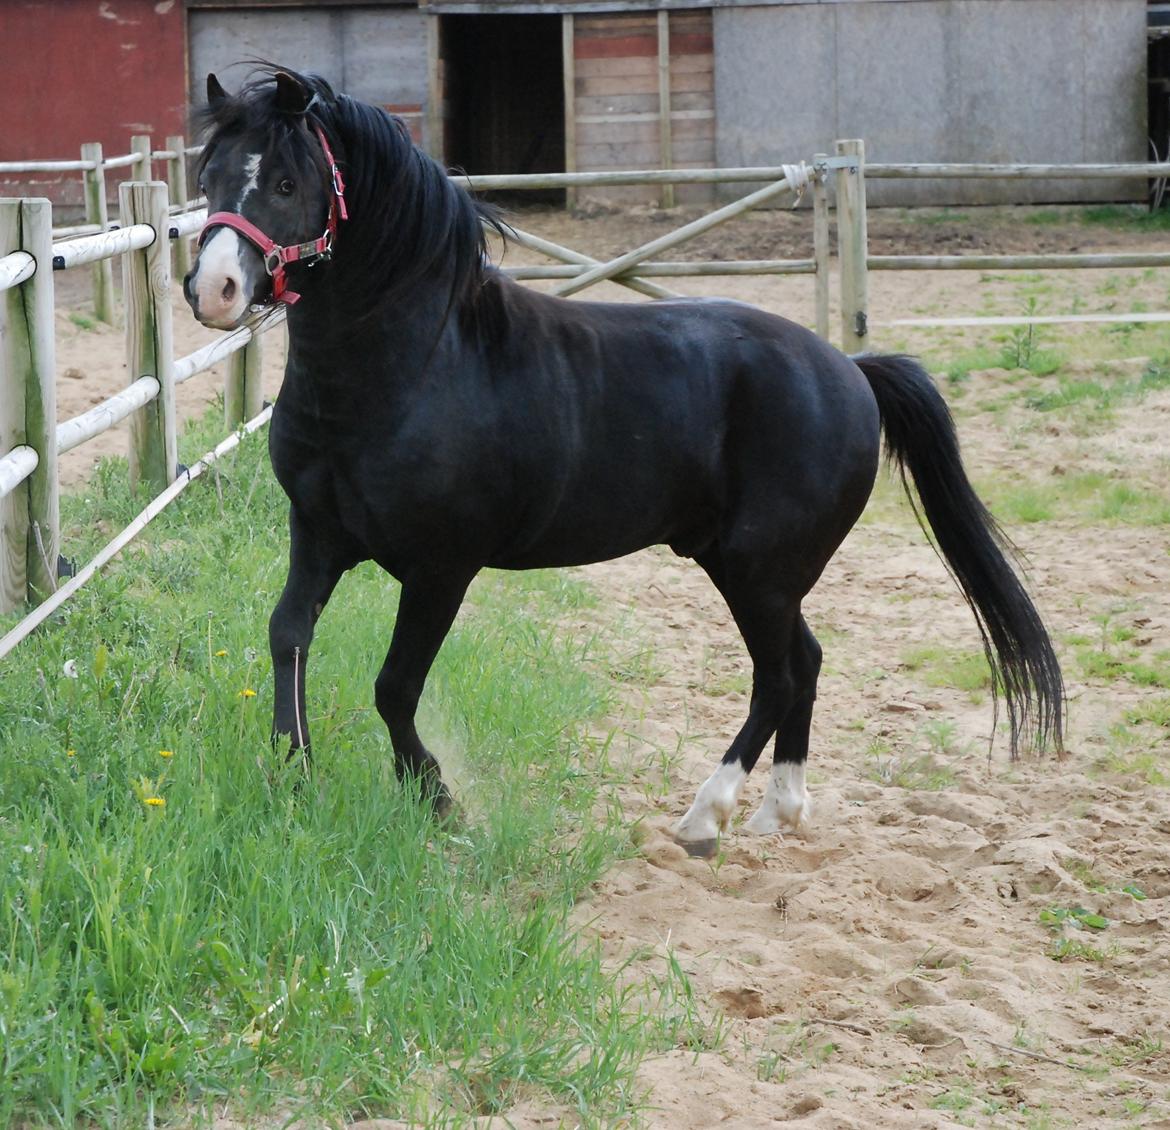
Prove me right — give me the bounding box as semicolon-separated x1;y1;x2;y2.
572;10;715;205
0;0;187;213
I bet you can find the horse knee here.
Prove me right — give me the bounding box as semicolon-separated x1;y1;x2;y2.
373;666;423;727
269;602;309;664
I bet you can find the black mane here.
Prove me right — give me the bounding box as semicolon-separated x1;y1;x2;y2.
197;65;503;323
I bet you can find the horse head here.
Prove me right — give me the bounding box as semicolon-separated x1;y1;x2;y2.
184;69;344;329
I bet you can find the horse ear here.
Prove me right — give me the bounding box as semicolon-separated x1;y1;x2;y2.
274;71;311;115
207;73;228;107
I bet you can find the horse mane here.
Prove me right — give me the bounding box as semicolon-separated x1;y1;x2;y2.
197;64;505;327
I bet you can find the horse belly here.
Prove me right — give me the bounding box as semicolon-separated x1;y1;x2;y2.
492;455;720;569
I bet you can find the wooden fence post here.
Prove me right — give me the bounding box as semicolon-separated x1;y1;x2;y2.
0;199;60;611
166;134;192;281
562;13;577;212
120;182;176;494
657;10;674;210
81;142;114;323
225;334;264;429
425;17;443;163
131;135;153;183
812;153;830;341
836;138;869;353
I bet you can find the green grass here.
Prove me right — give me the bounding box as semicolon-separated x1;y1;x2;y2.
0;411;679;1127
984;471;1170;527
900;646;991;699
1081;205;1170;232
1024;360;1170;416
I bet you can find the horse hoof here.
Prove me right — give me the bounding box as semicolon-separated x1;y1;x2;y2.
676;835;719;859
432;785;459;824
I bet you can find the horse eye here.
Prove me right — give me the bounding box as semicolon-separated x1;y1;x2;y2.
276;178;295;196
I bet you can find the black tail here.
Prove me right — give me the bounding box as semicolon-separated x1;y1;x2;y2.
855;354;1064;756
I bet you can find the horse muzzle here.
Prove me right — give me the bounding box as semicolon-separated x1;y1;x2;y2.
184;226;270;330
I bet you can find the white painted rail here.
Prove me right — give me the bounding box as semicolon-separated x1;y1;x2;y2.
53;224;155;269
0;446;38;499
0;250;36;291
175;310;285;385
55;376;161;457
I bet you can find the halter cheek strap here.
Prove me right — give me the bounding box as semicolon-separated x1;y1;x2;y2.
198;125;348;306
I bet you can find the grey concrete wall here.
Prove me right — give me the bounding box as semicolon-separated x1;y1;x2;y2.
189;9;429;142
714;0;1147;206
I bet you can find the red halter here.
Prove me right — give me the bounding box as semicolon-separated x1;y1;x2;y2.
198;125;348;305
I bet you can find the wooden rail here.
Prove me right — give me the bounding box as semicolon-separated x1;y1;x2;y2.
0;186;280;616
4;144;1168;623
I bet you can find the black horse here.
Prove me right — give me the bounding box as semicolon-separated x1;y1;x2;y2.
185;67;1062;855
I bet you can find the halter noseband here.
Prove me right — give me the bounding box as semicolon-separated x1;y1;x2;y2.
198;125;348;306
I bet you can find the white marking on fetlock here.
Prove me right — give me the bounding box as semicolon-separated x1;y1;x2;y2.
745;762;811;835
675;762;747;845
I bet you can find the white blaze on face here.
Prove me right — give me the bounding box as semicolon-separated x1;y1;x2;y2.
191;226;250;329
237;152;263;209
744;761;811;835
674;761;747;851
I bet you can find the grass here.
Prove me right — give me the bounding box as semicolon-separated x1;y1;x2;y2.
1081;205;1170;232
0;409;679;1128
984;471;1170;527
901;645;991;700
863;738;958;791
1023;360;1170;416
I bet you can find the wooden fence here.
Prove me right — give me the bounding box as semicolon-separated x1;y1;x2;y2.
2;141;1168;642
0;187;273;624
0;135;204;323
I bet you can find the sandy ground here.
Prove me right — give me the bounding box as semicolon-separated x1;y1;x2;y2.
53;205;1170;1128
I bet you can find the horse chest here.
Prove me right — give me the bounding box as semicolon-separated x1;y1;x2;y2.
269;399;501;563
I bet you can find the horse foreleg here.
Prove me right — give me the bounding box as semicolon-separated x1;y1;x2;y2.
374;571;473;817
269;506;353;760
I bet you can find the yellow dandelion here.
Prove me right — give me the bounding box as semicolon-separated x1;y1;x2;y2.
144;796;166;808
159;749;174;758
66;748;76;757
238;688;257;698
215;649;227;657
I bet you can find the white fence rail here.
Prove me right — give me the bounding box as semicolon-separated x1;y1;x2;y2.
1;142;1167;632
0;187;273;617
2;134;207;322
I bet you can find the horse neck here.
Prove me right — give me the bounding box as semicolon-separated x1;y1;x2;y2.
283;263;470;392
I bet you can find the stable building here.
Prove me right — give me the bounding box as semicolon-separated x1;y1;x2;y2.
0;0;1153;209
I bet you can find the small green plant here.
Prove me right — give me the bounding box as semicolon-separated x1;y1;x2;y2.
901;645;991;698
998;299;1061;373
1040;905;1114;963
69;311;97;331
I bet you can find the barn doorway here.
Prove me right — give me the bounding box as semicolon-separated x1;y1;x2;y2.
441;14;565;201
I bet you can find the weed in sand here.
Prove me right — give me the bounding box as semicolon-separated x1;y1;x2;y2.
1040;906;1116;964
901;645;991;701
864;736;958;791
988;471;1170;527
1126;695;1170;729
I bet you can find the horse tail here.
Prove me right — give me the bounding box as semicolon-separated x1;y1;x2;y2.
853;353;1064;756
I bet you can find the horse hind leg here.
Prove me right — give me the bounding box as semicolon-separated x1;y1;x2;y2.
744;616;821;835
674;560;803;856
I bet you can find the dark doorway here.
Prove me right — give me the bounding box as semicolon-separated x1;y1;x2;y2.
1151;29;1170;207
442;14;565;201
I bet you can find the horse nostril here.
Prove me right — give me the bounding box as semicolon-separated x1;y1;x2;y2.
222;277;237;304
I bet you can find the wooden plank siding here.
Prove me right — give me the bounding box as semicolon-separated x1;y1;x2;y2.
571;10;714;205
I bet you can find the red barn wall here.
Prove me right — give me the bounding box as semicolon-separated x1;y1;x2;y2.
0;0;187;214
